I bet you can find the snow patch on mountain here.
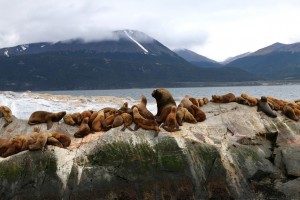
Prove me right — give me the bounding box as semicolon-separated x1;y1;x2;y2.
124;30;149;54
4;50;9;57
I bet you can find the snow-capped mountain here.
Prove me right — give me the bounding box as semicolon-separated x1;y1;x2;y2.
0;30;257;91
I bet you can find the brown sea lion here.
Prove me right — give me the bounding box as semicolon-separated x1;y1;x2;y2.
0;137;10;157
132;95;155;120
282;104;299;121
183;108;197;124
211;93;236;103
117;102;133;115
74;117;91;138
1;133;38;157
267;97;286;110
28;111;66;129
176;104;185;126
80;110;93;121
63;114;76;126
102;110;117;130
0;105;13;127
133;107;160;135
241;93;258;106
162;106;180;132
180;96;196;116
112;115;124;128
203;98;209;104
120;113;134;131
235;96;248;105
191;104;206;122
189;97;199;108
198;98;205;107
71;112;82;125
152;88;176;124
91;110;105;131
257;96;277;118
30;131;71;150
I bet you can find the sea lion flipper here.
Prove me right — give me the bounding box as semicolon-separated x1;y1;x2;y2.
134;124;140;131
3;122;10;128
47;137;63;148
121;126;126;131
46;120;53;130
127;126;134;131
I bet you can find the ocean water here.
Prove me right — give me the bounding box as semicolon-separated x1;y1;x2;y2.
40;84;300;102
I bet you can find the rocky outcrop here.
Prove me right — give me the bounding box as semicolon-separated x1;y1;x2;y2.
0;102;300;199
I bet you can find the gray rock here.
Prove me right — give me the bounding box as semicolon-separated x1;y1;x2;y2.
0;102;299;199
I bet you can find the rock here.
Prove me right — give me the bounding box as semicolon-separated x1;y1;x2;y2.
0;101;300;199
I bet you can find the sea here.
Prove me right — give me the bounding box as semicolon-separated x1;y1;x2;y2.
40;84;300;102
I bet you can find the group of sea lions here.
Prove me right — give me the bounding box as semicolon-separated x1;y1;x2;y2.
211;92;300;120
1;88;300;158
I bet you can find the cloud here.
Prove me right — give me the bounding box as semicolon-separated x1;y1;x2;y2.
1;0;300;61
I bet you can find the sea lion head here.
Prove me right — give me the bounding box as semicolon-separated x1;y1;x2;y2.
141;95;147;105
261;96;268;102
171;106;177;113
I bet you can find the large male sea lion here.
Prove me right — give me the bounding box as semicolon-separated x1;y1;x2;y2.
257;96;277;118
152;88;176;123
28;111;66;129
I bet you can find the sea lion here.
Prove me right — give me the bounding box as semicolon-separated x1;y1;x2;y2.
132;95;155;120
91;110;105;131
102;110;117;130
0;137;10;157
282;104;299;121
267;97;286;110
198;98;205;107
120;113;134;131
241;93;258;106
80;110;93;121
176;104;185;126
235;96;248;105
74;117;91;138
211;93;236;103
0;105;13;127
152;88;176;123
71;112;82;125
63;114;76;126
1;133;38;157
180;96;196;116
132;107;160;135
183;108;197;124
203;98;209;104
191;104;206;122
189;97;199;108
162;106;180;132
29;131;71;150
257;96;277;118
117;102;133;115
28;111;66;129
112;115;124;128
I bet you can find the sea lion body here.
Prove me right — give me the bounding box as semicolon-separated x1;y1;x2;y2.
152;88;176;123
133;107;160;134
132;95;155;120
183;108;197;124
74;117;91;138
63;114;76;126
191;104;206;122
257;96;277;118
176;104;185;126
212;93;236;103
112;115;124;128
28;111;66;129
241;93;258;106
0;106;13;127
120;113;134;131
162;106;180;132
91;110;105;131
283;104;299;121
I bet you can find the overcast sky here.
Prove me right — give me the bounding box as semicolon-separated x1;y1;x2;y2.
1;0;300;61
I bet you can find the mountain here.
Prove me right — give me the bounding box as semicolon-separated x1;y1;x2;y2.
225;42;300;80
174;48;222;68
222;52;251;65
0;30;258;91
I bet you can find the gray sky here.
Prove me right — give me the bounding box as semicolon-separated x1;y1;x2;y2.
1;0;300;61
